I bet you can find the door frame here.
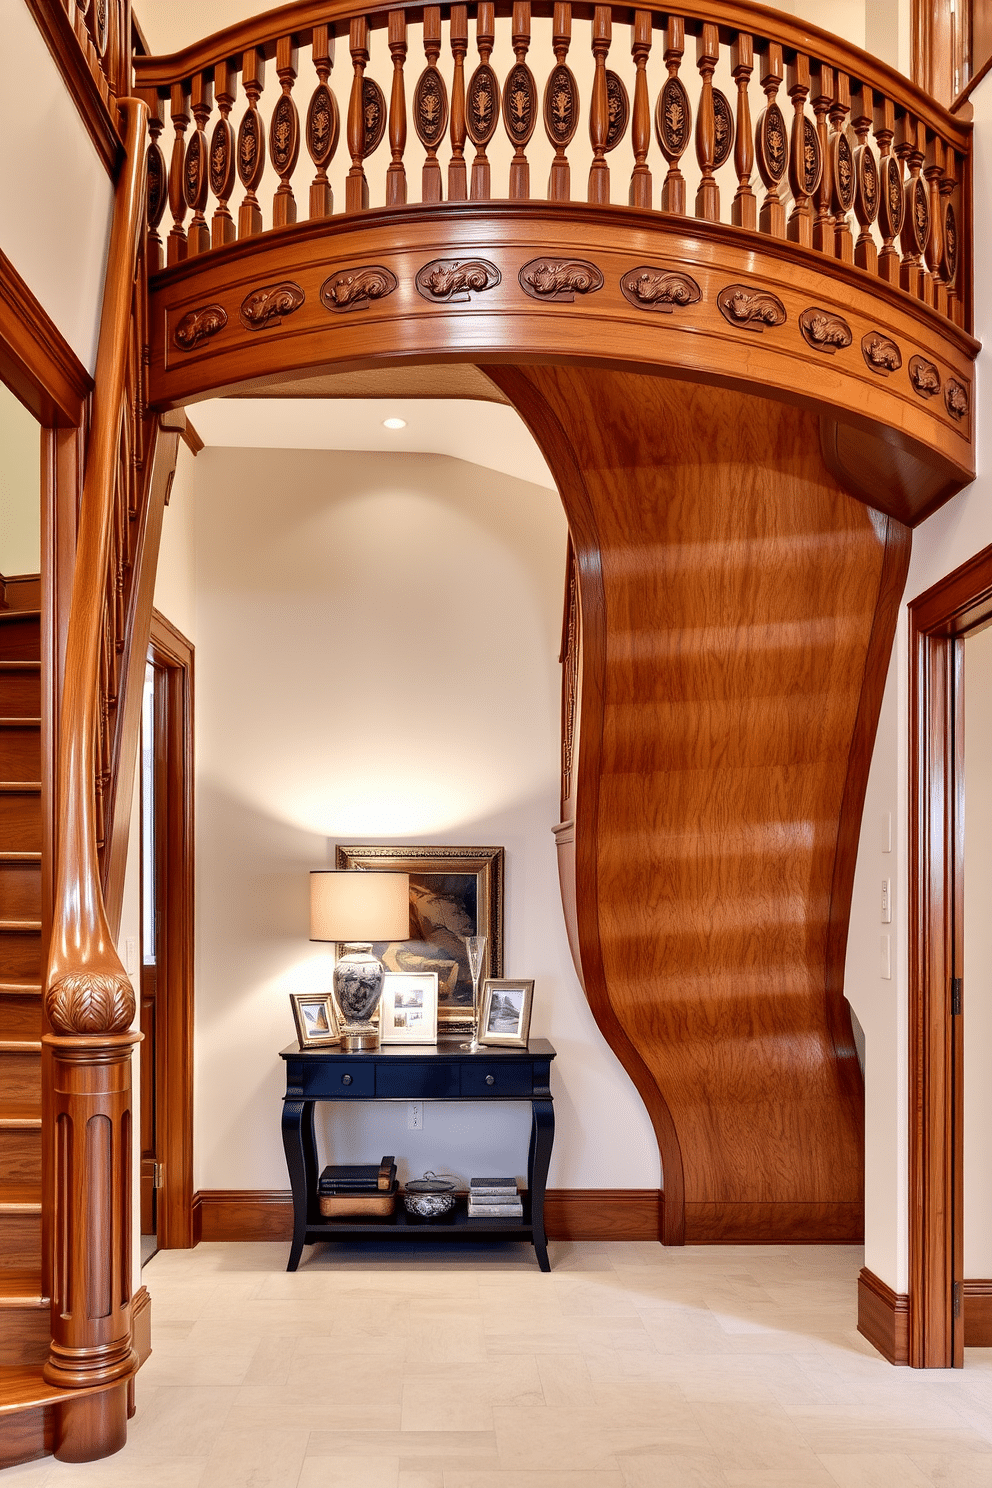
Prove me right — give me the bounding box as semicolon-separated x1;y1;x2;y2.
909;543;992;1366
145;608;195;1249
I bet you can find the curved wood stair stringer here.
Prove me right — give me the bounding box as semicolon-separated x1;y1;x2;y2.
491;365;909;1245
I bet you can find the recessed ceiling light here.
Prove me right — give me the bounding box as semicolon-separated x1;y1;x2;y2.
382;417;407;430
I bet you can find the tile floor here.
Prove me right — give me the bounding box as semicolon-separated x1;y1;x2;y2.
8;1239;992;1487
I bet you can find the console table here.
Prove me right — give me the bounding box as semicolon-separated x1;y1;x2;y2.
280;1038;557;1271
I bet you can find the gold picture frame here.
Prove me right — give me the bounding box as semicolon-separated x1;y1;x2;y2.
335;845;504;1031
290;991;340;1048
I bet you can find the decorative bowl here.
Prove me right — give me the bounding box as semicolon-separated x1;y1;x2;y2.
403;1171;457;1220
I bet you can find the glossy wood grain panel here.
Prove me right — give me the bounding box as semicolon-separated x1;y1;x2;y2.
492;367;904;1242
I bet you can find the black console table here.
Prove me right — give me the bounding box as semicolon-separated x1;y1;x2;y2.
280;1038;557;1271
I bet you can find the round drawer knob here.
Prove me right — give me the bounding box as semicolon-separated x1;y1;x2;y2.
341;1073;353;1086
485;1075;495;1086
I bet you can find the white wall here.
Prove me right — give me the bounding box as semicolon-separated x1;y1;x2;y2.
154;444;198;641
0;381;40;576
964;625;992;1275
3;7;113;374
192;444;658;1193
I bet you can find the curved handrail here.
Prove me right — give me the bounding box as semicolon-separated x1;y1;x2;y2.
44;96;149;1037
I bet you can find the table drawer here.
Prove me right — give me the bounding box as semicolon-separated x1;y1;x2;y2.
302;1062;375;1098
461;1062;535;1097
375;1063;460;1099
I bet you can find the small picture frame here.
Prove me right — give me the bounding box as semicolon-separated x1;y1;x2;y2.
380;972;439;1045
290;992;340;1048
478;979;534;1048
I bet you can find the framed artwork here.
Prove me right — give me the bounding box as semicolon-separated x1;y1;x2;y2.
478;979;534;1048
379;972;439;1044
336;845;504;1031
290;992;340;1048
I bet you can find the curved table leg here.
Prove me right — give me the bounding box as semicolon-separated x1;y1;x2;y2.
528;1099;555;1272
281;1098;315;1270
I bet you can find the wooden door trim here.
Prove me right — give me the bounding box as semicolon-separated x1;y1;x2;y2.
147;609;195;1250
908;543;992;1366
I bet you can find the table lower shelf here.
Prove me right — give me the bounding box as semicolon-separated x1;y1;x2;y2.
300;1193;536;1244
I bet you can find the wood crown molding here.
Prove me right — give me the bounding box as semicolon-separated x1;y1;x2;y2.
858;1267;910;1364
23;1;123;177
180;419;204;457
0;249;91;428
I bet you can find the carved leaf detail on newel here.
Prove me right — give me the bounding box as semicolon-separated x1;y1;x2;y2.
47;973;135;1035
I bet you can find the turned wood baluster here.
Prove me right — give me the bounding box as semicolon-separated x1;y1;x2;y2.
307;26;339;219
786;54;816;247
418;8;449;203
449;6;469;200
898;113;931;303
874;96;902;285
850;83;878;274
139;88;167;271
924;133;947;315
828;76;855;263
730;34;755;229
346;18;373;211
184;74;212;256
811;65;834;252
657;18;689;215
755;44;786;238
545;2;576;202
628;12;652;208
588;7;612;205
237;48;266;238
270;37;300;227
941;148;961;325
166;81;190;265
504;1;536;200
694;24;719;220
209;61;238;248
386;11;408;205
468;3;498;200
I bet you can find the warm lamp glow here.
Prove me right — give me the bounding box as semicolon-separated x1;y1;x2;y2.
382;417;407;430
309;870;410;943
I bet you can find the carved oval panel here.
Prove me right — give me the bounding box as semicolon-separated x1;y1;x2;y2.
183;129;208;212
905;174;930;254
415;65;449;149
240;281;305;330
92;0;108;57
238;107;265;191
209;117;235;201
878;153;904;240
800;308;853;354
307;82;340;168
362;78;387;156
173;304;228;351
519;259;604;302
832;131;855;212
146;140;167;230
861;333;902;376
467;63;500;146
943;200;958;286
544;64;579;148
909;354;941;399
620;267;701;313
320;265;398;313
713;89;735;171
855;143;879;225
270;93;301;178
416;258;501;302
945;379;969;421
756;102;787;185
801;115;820;196
605;71;629;152
717;284;786;332
655;76;691;162
503;62;538;146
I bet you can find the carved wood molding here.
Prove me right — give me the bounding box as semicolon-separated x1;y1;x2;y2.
858;1267;910;1365
0;249;92;428
24;0;124;177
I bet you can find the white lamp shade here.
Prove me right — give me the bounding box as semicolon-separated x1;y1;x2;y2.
310;870;410;943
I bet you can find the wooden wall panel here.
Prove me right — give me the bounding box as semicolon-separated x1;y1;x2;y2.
491;367;908;1244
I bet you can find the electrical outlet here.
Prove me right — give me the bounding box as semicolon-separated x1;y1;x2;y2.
881;879;891;924
407;1102;423;1131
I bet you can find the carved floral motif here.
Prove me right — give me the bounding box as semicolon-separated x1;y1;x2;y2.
860;333;902;375
519;259;604;301
146;141;167;229
945;379;969;421
238;108;264;190
713;89;735;170
270;94;300;177
799;307;853;354
716;284;787;332
912;176;930;247
173;304;228;350
362;78;387;156
833;132;854;210
415;66;449;148
909;355;941;399
416;258;501;302
544;64;578;147
209;118;234;200
320;265;398;312
880;153;903;238
620;268;701;313
183;130;206;211
944;202;958;284
655;77;690;161
605;72;629;152
857;144;879;222
47;972;135;1035
467;64;500;146
757;102;787;183
307;82;340;168
802;116;820;195
503;62;537;145
240;281;305;330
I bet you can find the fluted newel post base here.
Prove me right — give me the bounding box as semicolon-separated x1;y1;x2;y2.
44;1032;141;1462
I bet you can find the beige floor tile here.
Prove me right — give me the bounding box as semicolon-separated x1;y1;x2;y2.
243;1334;298;1385
909;1452;992;1485
492;1402;710;1471
297;1457;399;1488
722;1470;839;1488
123;1385;238;1458
536;1354;597;1407
690;1401;833;1474
818;1453;934;1486
198;1427;309;1488
401;1358;543;1431
307;1430;497;1460
226;1377;404;1433
397;1471;444;1488
25;1463;207;1488
619;1454;730;1487
446;1474;625;1488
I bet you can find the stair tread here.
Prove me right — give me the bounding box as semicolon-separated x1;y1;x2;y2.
0;663;39;672
0;1103;41;1128
0;1039;42;1051
0;783;41;793
0;1270;45;1307
0;610;40;621
0;1364;124;1414
0;1185;42;1213
0;922;42;933
0;853;40;863
0;983;41;996
0;719;40;727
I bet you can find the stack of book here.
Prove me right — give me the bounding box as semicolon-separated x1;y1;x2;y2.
318;1155;397;1217
468;1176;523;1219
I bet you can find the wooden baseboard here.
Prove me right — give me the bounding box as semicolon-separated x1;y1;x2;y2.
192;1188;666;1244
0;573;42;610
858;1266;909;1364
684;1201;864;1244
964;1279;992;1347
130;1286;152;1366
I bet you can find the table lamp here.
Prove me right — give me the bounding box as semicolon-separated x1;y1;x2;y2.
309;870;411;1050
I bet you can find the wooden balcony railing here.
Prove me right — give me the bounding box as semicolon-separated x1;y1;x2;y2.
134;0;972;329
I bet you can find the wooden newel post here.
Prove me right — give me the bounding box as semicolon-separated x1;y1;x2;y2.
44;1033;140;1461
